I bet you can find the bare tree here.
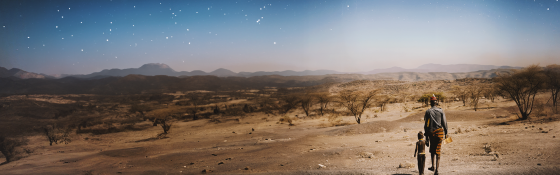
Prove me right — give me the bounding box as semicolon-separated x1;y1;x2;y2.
495;65;545;120
468;82;486;111
482;84;498;103
338;89;380;124
185;93;206;120
316;92;332;116
279;94;301;114
300;93;315;117
451;86;469;106
544;64;560;113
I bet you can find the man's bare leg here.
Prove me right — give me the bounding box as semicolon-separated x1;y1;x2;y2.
429;153;435;171
434;154;440;175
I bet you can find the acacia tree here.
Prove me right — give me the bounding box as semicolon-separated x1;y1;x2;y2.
468;82;486;111
300;93;315;117
316;92;332;116
43;124;71;146
338;89;380;124
129;104;153;120
185;92;207;120
544;64;560;113
451;86;469;106
279;94;300;114
417;92;446;107
257;97;277;114
482;84;498;103
495;65;545;120
150;109;176;134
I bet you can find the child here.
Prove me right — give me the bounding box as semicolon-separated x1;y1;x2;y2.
414;131;427;175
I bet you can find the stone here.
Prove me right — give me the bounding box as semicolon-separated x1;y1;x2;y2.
359;152;374;158
398;161;415;168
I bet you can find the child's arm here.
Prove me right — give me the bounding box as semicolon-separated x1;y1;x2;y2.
414;142;418;157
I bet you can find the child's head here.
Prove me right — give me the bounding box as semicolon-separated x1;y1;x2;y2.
417;131;424;140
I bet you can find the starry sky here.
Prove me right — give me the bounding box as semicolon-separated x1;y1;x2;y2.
1;0;560;75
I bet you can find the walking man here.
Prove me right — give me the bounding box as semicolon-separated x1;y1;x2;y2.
424;95;448;175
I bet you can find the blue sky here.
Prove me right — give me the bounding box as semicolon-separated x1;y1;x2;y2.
1;0;559;75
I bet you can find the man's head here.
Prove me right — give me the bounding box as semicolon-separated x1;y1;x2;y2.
418;131;424;140
430;94;438;106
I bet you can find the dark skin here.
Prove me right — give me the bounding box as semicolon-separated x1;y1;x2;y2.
414;135;426;175
428;100;447;175
414;135;426;157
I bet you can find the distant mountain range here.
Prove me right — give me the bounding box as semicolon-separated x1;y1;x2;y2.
0;67;53;79
64;63;522;79
63;63;344;79
0;63;522;80
364;63;521;74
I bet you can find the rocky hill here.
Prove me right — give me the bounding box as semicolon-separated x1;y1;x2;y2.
0;67;51;79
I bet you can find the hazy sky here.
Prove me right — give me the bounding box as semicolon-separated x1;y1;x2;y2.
1;0;559;75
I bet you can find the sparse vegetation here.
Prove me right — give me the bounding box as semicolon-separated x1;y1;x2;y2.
0;135;27;163
495;65;545;120
544;64;560;113
2;65;560;173
300;93;314;117
43;124;72;146
279;115;294;125
417;92;446;107
338;89;380;124
316;92;332;116
278;94;300;114
468;82;486;111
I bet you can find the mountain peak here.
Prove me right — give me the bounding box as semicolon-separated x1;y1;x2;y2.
140;63;172;70
210;68;238;77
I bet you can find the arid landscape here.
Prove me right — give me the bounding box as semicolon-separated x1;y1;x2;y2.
3;0;560;174
1;65;559;175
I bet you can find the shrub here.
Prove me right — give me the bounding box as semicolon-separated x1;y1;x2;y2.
43;124;71;146
327;114;342;126
417;92;446;106
279;115;294;125
0;135;28;163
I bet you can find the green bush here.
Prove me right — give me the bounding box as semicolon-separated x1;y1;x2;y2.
417;92;446;106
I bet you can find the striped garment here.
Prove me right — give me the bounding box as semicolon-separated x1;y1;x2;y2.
429;128;445;155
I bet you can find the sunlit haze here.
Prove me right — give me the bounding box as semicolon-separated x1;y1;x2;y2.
1;0;560;75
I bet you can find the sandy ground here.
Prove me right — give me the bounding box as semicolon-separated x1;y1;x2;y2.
1;100;559;175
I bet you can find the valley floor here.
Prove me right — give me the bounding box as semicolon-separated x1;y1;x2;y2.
1;101;559;175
